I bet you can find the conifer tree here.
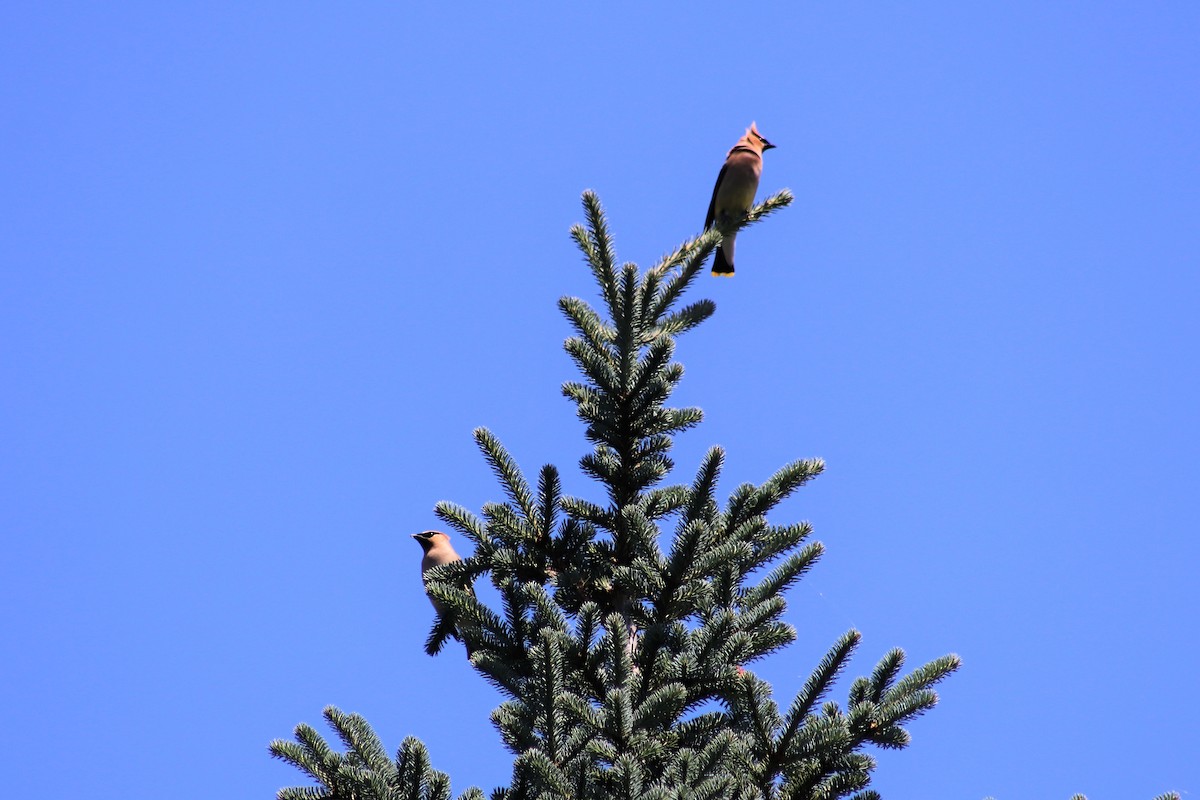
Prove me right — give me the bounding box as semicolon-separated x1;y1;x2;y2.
270;190;966;800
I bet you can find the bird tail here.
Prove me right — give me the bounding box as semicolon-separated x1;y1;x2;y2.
711;245;735;277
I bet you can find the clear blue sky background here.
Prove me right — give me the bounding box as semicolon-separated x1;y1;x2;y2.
2;4;1196;798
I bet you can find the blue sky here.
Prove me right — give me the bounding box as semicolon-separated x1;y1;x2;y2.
1;4;1196;798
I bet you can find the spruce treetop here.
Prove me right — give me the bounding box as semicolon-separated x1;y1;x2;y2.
271;190;969;800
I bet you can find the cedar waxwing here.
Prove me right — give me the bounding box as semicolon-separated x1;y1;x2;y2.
704;122;775;276
411;530;464;617
411;530;476;656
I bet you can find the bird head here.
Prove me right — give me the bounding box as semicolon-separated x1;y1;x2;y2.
411;530;449;553
747;121;775;151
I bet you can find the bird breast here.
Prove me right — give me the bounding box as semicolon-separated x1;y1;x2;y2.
715;155;762;216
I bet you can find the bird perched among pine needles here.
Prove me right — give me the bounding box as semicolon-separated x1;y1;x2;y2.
411;530;475;656
705;122;775;276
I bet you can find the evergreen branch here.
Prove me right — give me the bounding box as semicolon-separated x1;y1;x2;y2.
423;616;458;656
761;457;827;500
526;583;569;636
627;337;676;404
493;701;540;754
770;631;863;782
630;431;676;465
531;631;570;763
617;261;641;338
561;381;605;411
645;229;712;284
751;523;815;570
637;786;672;800
721;483;757;532
657;300;717;340
638;266;665;335
690;610;737;670
575;602;604;651
559;692;606;732
723;513;771;560
733;672;782;755
560;495;614;532
476;650;530;699
807;759;872;800
517;745;576;800
650;228;722;323
559;295;616;350
575;191;620;315
675;713;729;750
860;724;909;750
433;502;487;548
422;555;483;588
617;502;663;561
611;263;643;410
640;484;689;522
584;737;620;768
676;777;735;800
611;752;647;799
866;649;905;703
745;622;799;662
273;711;482;800
655;406;705;436
665;518;710;576
741;542;824;606
877;689;939;728
626;372;685;433
578;453;619;491
474;427;538;527
276;787;332;800
324;706;391;776
484;502;532;552
394;736;452;800
296;721;340;774
693;539;754;586
657;519;714;619
776;715;857;800
423;581;508;657
712;558;740;609
731;596;788;633
692;729;746;778
601;612;638;691
269;741;333;791
564;337;621;395
846;677;870;709
632;682;688;729
686;447;724;522
536;464;561;542
742;458;826;522
881;653;962;704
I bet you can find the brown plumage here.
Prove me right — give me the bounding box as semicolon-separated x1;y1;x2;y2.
411;530;464;617
411;530;475;656
704;122;775;276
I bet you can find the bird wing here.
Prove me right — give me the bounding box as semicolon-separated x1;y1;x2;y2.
704;162;729;230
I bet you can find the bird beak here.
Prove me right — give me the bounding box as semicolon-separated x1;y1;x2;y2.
762;140;776;151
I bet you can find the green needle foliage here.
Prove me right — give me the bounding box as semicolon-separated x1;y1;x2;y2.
271;191;1170;800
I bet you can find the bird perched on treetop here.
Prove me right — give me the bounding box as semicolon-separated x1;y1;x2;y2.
411;530;476;656
704;122;775;276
